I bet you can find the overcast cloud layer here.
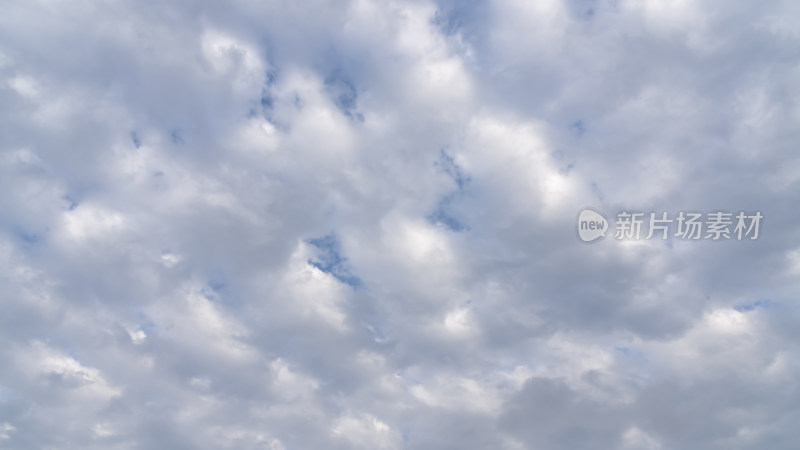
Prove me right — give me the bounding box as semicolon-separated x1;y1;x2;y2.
1;0;800;448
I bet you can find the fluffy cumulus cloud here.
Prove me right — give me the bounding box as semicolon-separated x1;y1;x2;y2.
1;0;799;448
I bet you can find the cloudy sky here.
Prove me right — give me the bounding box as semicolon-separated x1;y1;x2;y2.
1;0;800;448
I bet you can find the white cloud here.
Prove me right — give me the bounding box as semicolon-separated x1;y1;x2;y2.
0;0;798;448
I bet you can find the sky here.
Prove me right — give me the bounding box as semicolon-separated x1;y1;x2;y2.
1;0;800;448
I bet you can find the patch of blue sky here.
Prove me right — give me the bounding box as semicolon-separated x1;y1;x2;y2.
130;131;141;148
565;0;601;19
255;72;279;118
428;197;467;232
137;311;157;336
14;226;40;245
614;346;645;360
201;274;246;308
62;195;78;210
435;149;470;190
170;129;184;145
552;149;575;175
364;321;388;343
590;181;604;202
307;234;361;288
0;386;12;402
431;0;489;40
734;299;772;312
571;120;586;136
260;87;274;110
324;74;363;122
428;150;469;231
42;335;82;365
